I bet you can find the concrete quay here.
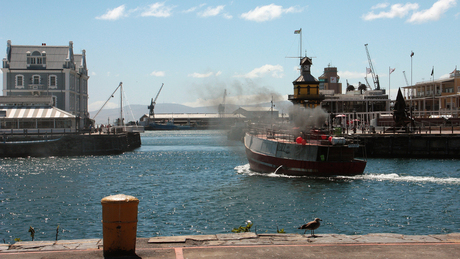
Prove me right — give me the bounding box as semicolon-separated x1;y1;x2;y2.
2;232;460;258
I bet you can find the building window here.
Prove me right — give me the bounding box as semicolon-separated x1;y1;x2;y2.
15;75;24;88
27;50;46;67
49;75;57;89
32;75;41;85
52;96;57;107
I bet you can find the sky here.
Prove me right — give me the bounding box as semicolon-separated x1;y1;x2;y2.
1;0;459;113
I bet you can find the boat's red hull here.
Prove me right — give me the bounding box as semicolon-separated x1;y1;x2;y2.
245;146;366;176
244;133;366;177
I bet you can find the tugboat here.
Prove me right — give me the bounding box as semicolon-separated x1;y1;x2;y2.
244;127;366;176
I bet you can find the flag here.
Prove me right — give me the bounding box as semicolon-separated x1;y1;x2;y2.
390;68;395;74
431;67;434;76
410;51;414;57
294;29;301;34
366;67;372;74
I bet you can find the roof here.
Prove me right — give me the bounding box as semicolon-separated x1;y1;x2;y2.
402;77;456;89
6;42;83;70
293;74;318;83
235;107;278;112
0;96;53;105
0;106;75;119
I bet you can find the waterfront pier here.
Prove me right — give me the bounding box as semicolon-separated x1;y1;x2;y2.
344;126;460;158
2;233;460;258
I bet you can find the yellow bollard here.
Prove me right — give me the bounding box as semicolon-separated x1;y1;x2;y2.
101;194;139;257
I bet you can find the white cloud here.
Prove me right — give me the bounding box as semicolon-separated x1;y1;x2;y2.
188;72;219;78
183;4;206;13
407;0;457;23
91;71;96;76
363;0;457;23
141;2;175;17
223;13;233;19
198;5;225;17
372;3;390;9
362;3;419;20
150;71;165;77
96;5;127;20
241;4;302;22
338;71;367;79
235;64;284;78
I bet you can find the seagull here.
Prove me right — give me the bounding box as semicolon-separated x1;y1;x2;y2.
298;218;322;237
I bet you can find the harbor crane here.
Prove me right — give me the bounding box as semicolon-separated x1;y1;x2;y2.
403;71;409;86
364;44;381;90
148;83;164;122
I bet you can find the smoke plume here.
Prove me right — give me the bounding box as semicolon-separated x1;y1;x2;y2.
288;105;328;129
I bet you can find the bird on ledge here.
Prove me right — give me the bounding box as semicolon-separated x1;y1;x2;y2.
298;218;322;237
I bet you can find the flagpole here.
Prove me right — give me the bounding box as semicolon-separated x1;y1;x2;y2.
410;51;414;115
432;66;435;117
300;28;302;58
389;66;391;99
410;51;414;86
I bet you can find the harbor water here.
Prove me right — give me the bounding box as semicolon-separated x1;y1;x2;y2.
1;130;459;242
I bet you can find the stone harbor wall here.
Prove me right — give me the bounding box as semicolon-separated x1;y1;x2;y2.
0;132;141;157
356;134;460;158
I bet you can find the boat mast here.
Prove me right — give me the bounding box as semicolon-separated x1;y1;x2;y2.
120;83;123;126
92;82;123;121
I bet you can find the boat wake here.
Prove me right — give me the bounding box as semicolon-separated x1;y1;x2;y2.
337;173;460;185
234;164;301;178
235;164;460;184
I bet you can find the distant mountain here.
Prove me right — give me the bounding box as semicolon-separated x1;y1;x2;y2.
89;101;293;125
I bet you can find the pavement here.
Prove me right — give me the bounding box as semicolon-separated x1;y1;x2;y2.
2;232;460;258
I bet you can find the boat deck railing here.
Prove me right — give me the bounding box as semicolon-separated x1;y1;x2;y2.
0;128;77;135
248;126;328;145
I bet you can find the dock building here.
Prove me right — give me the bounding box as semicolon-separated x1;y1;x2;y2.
288;57;324;108
2;40;89;128
318;66;342;94
320;89;390;125
288;58;390;125
0;96;76;132
401;69;460;118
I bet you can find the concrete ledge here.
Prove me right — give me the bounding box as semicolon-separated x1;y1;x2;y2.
7;239;102;252
216;232;258;240
148;235;217;243
3;233;460;254
0;244;10;252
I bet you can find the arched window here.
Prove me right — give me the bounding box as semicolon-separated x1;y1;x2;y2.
27;50;46;66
